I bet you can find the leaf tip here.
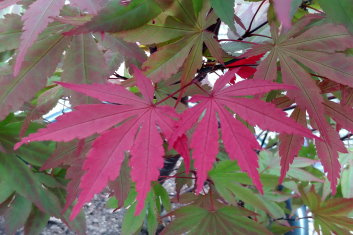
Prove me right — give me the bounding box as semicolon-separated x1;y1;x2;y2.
69;204;82;221
14;139;29;150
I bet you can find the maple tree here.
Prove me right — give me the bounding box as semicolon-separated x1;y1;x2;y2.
0;0;353;234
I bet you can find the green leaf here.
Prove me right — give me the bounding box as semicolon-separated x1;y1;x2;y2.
109;155;132;209
147;202;158;235
0;180;14;204
0;118;54;166
0;153;85;233
209;161;270;213
119;0;222;85
24;207;50;235
162;205;272;235
210;0;238;34
221;42;253;56
68;0;166;34
153;182;172;212
122;188;149;235
318;0;353;34
0;14;22;53
341;154;353;198
4;194;32;235
192;0;203;14
300;186;353;234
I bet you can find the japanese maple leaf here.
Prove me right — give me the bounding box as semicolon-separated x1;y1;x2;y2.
15;66;181;219
300;186;353;234
14;0;66;76
172;70;318;193
242;15;353;191
118;0;224;86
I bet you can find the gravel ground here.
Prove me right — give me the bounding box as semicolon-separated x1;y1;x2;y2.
0;193;125;235
0;159;180;235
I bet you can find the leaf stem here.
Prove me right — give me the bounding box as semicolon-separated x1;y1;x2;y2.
194;83;210;95
305;5;324;14
155;80;195;106
246;0;267;34
249;33;272;39
239;21;268;40
217;39;258;45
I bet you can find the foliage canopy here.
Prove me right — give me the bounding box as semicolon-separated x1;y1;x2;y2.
1;0;353;234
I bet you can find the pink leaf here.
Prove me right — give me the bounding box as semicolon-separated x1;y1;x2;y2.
14;104;140;150
57;82;146;105
243;16;353;189
217;79;296;97
216;105;263;192
0;0;20;10
273;0;293;30
70;119;137;219
14;0;66;76
174;70;317;193
324;101;353;133
132;64;154;104
130;114;165;215
279;108;305;184
190;102;219;193
173;135;191;173
16;66;178;219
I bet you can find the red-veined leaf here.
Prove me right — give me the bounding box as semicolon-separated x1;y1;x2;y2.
16;66;181;219
278;107;305;184
243;16;352;190
174;70;317;193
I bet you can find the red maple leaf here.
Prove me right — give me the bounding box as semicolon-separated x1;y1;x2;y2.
225;54;264;82
15;66;184;219
172;70;319;193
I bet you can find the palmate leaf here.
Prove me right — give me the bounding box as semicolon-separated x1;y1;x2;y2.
15;66;185;219
242;15;353;191
173;70;317;193
0;152;86;234
118;0;223;85
162;205;272;235
209;161;274;216
300;186;353;235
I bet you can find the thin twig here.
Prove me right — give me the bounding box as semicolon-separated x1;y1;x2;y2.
249;33;272;39
246;0;267;33
218;39;258;45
